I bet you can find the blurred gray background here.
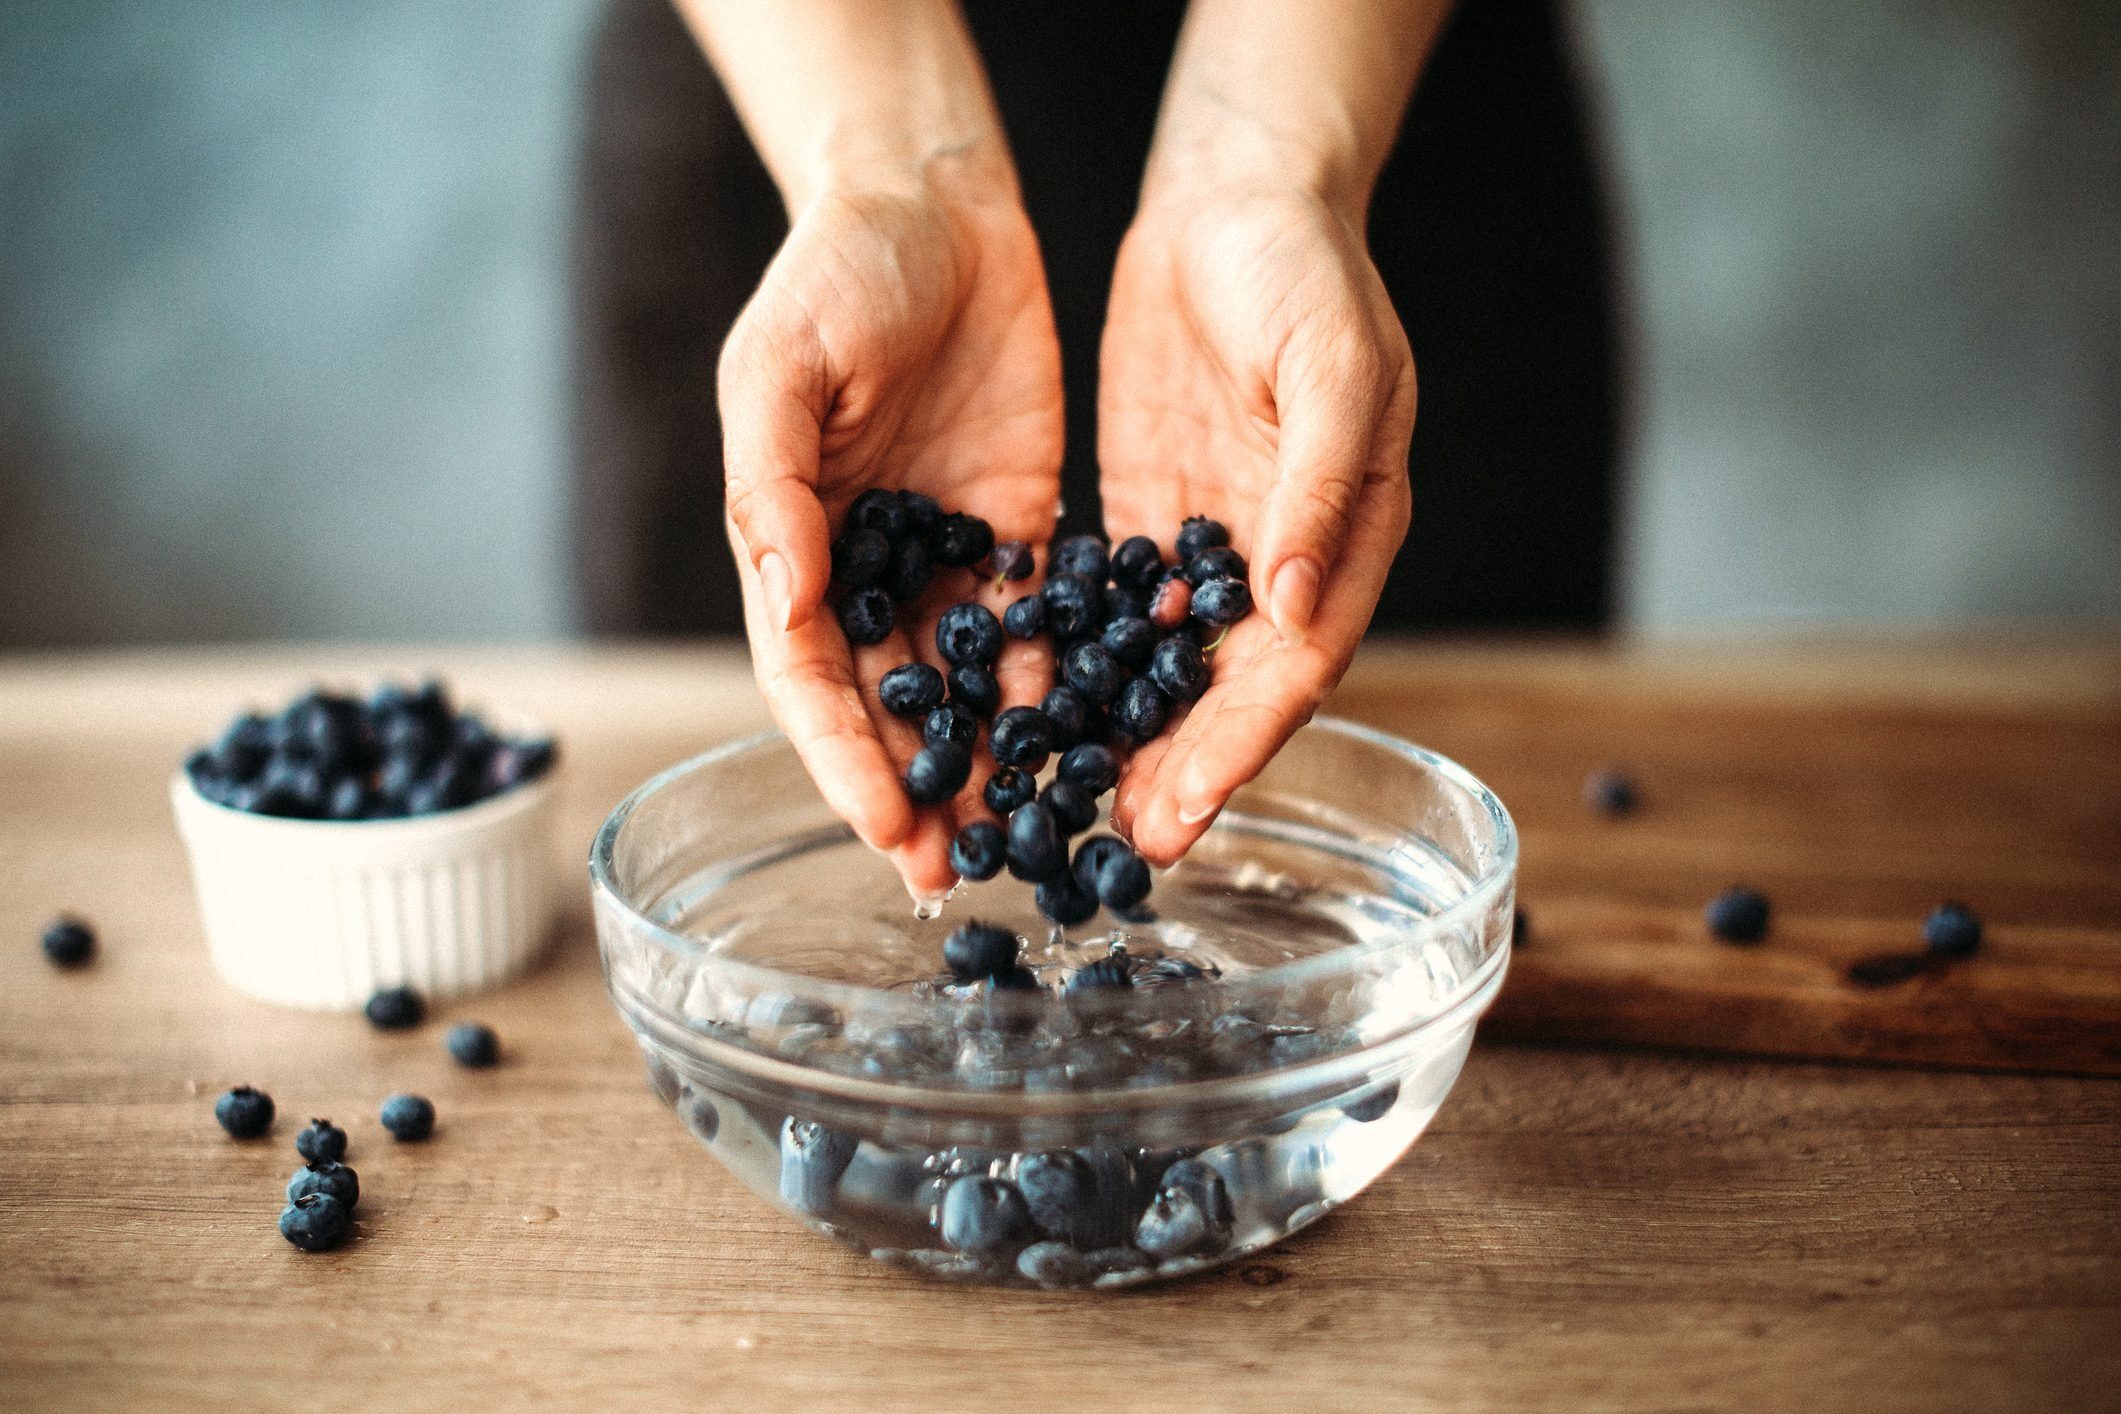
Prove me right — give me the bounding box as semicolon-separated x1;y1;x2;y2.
3;0;2116;645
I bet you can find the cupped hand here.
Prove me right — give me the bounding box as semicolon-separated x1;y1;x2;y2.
719;178;1063;897
1098;184;1416;864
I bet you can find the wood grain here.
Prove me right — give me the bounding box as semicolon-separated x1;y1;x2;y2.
2;638;2118;1412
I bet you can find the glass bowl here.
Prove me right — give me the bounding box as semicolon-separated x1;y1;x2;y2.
591;718;1515;1289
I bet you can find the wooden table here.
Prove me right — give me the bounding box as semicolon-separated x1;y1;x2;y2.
2;638;2117;1412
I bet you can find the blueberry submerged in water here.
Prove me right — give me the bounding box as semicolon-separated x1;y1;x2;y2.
1057;743;1119;796
1705;886;1771;944
904;741;972;805
1065;955;1133;994
939;1174;1033;1255
936;602;1004;667
989;706;1055;770
879;663;946;718
1135;1187;1217;1260
983;765;1037;816
1341;1081;1400;1122
779;1117;859;1217
830;526;891;588
1014;1151;1104;1247
949;821;1007;882
837;588;895;646
1002;593;1045;639
943;921;1020;980
1175;515;1230;561
1016;1240;1089;1287
946;663;1001;718
1923;901;1982;959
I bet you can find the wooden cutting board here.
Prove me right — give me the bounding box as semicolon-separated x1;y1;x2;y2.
1328;636;2121;1075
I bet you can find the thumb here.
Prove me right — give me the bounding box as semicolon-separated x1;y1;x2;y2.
718;328;832;633
1251;341;1389;646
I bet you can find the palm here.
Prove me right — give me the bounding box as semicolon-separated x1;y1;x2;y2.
1098;191;1415;862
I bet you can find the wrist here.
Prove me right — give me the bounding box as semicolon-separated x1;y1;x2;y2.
1139;83;1373;228
794;125;1020;219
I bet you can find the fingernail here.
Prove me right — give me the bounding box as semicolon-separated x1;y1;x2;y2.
759;551;793;632
1178;799;1217;827
1176;766;1217;826
1269;557;1322;645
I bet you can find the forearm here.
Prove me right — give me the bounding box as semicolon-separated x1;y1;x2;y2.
673;0;1015;210
1143;0;1451;218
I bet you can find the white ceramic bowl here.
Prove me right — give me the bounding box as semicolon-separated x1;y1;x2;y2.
171;768;560;1009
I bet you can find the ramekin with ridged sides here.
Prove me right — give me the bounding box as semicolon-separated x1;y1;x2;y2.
171;768;560;1009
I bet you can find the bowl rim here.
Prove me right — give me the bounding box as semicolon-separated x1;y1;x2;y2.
589;716;1517;1061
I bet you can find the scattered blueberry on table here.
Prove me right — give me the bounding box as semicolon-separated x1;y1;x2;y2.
379;1093;436;1142
1582;768;1638;817
1705;886;1771;944
183;679;556;821
1923;901;1982;959
39;916;96;969
214;1085;275;1139
294;1118;347;1164
446;1022;501;1068
286;1161;360;1210
364;986;425;1031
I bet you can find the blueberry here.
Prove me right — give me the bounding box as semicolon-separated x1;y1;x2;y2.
379;1093;435;1141
287;1161;360;1209
938;1175;1032;1255
1101;616;1158;672
779;1117;859;1217
1175;515;1230;561
325;776;369;820
1111;677;1169;747
1040;573;1103;641
983;765;1037;816
1705;887;1771;944
989;540;1035;582
922;704;979;749
936;602;1004;666
364;986;425;1031
1015;1151;1097;1243
1005;802;1066;883
1191;576;1252;627
1583;768;1638;817
1002;594;1044;639
904;741;973;805
1134;1187;1215;1260
988;964;1043;993
1149;636;1208;704
1080;837;1151;909
879;662;946;718
1183;545;1248;586
680;1090;721;1143
1148;576;1193;629
255;755;327;818
896;489;942;541
1016;1240;1090;1288
1924;901;1982;959
943;920;1020;980
1063;641;1123;705
487;737;557;792
278;1193;352;1252
1341;1081;1400;1122
1103;585;1147;623
946;663;1001;717
1110;535;1165;591
1039;685;1090;748
883;534;934;602
949;822;1007;882
830;526;891;588
214;1085;274;1139
40;916;94;968
930;512;994;568
1065;955;1133;994
1040;779;1099;836
1057;743;1119;796
848;487;908;539
1083;1247;1155;1284
1035;877;1100;926
837;588;895;646
446;1022;500;1068
294;1118;347;1164
990;706;1055;770
1050;534;1109;582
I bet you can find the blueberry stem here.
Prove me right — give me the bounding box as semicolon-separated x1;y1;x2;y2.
1203;627;1230;654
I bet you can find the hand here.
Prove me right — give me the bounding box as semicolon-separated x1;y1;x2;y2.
719;176;1063;897
1099;183;1416;864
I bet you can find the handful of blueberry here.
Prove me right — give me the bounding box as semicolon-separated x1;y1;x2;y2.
183;680;556;821
828;494;1256;935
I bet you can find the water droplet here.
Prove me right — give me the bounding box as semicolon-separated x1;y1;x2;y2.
912;897;943;921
